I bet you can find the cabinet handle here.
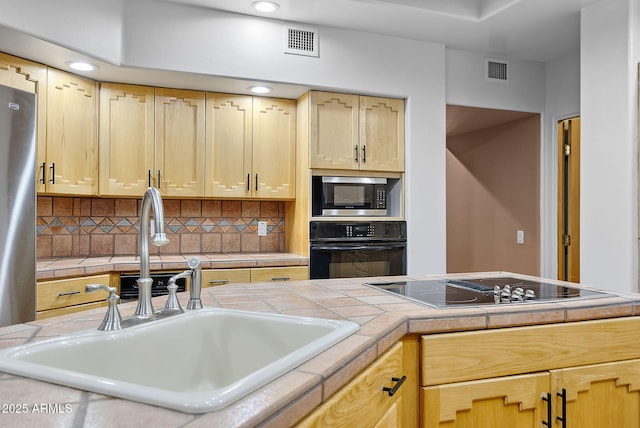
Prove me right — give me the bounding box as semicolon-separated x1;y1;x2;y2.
354;144;359;162
148;169;151;188
271;277;290;281
541;392;552;427
39;162;46;184
255;173;258;192
362;145;366;163
49;163;55;184
208;279;230;285
57;290;81;297
556;388;567;428
382;375;406;397
157;170;161;189
247;174;250;191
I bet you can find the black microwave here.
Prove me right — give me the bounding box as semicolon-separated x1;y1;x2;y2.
312;176;388;216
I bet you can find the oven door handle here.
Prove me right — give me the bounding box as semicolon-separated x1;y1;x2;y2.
311;244;405;251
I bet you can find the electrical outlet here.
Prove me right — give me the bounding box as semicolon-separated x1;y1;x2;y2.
258;221;267;236
516;230;525;244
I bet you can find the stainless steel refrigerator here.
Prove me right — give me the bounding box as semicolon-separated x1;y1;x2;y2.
0;84;36;327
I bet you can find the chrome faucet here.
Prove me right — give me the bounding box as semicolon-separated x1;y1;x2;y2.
133;187;169;318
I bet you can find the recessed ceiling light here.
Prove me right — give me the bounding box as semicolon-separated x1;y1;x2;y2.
67;61;98;71
251;1;279;13
249;85;272;94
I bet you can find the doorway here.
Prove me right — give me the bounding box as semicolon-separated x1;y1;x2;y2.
557;117;580;282
446;105;541;275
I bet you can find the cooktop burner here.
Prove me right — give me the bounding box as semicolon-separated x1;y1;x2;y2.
366;277;612;308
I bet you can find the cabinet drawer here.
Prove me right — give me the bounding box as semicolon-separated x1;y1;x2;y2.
37;274;113;311
250;266;308;282
421;317;640;386
201;269;251;288
36;301;108;320
297;341;404;427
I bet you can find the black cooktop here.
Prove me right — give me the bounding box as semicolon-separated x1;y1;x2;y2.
366;277;612;308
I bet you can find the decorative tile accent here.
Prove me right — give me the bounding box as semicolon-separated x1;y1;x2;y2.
36;196;286;259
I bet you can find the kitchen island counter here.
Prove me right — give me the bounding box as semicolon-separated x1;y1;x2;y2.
1;272;639;427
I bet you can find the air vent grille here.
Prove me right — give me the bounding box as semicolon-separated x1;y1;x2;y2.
284;26;319;57
486;59;508;81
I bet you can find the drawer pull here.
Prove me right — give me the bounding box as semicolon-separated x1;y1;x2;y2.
382;375;406;397
271;277;290;281
208;279;230;285
57;290;81;297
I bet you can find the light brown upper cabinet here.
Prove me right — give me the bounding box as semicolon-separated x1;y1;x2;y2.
43;68;99;195
154;88;206;197
99;83;155;197
0;53;47;192
308;91;405;172
205;94;296;199
99;85;206;197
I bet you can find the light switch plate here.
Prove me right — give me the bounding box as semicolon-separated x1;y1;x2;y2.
258;221;267;236
516;230;524;244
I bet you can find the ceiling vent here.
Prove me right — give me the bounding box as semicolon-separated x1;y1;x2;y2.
284;26;319;57
486;59;508;82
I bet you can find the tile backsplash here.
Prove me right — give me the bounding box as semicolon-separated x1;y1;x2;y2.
36;197;285;259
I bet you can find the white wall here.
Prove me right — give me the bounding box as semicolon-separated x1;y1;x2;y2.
580;0;640;292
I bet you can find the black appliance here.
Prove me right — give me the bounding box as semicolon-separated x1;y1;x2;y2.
119;272;186;301
312;176;388;216
366;277;612;308
309;221;406;279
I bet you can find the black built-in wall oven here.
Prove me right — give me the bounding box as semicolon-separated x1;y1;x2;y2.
309;221;407;279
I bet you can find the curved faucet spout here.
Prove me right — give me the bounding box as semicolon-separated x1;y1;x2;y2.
135;187;169;318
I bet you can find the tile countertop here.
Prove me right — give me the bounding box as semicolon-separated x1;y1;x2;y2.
2;272;640;427
36;253;309;280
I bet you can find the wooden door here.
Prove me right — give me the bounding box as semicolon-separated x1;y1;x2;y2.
252;97;296;199
557;117;580;282
155;88;205;197
550;359;640;428
309;91;359;170
204;93;253;198
360;96;405;172
0;53;47;193
422;373;550;428
45;68;98;195
99;83;155;196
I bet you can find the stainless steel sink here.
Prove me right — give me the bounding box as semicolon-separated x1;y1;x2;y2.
0;308;359;413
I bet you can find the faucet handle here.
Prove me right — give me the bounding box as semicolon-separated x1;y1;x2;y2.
161;271;190;313
85;284;122;331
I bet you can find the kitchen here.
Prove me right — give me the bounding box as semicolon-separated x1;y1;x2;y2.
0;0;640;426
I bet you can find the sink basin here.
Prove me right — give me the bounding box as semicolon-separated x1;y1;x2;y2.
0;308;359;413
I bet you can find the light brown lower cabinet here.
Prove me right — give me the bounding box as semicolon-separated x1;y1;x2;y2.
421;317;640;427
297;338;419;427
36;274;115;319
201;266;309;288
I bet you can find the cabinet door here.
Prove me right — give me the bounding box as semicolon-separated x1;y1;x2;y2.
422;373;550;428
309;91;359;170
155;88;206;197
359;96;404;172
0;53;47;193
205;93;253;198
252;97;296;199
297;341;406;427
551;359;640;428
45;68;98;195
99;83;155;196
